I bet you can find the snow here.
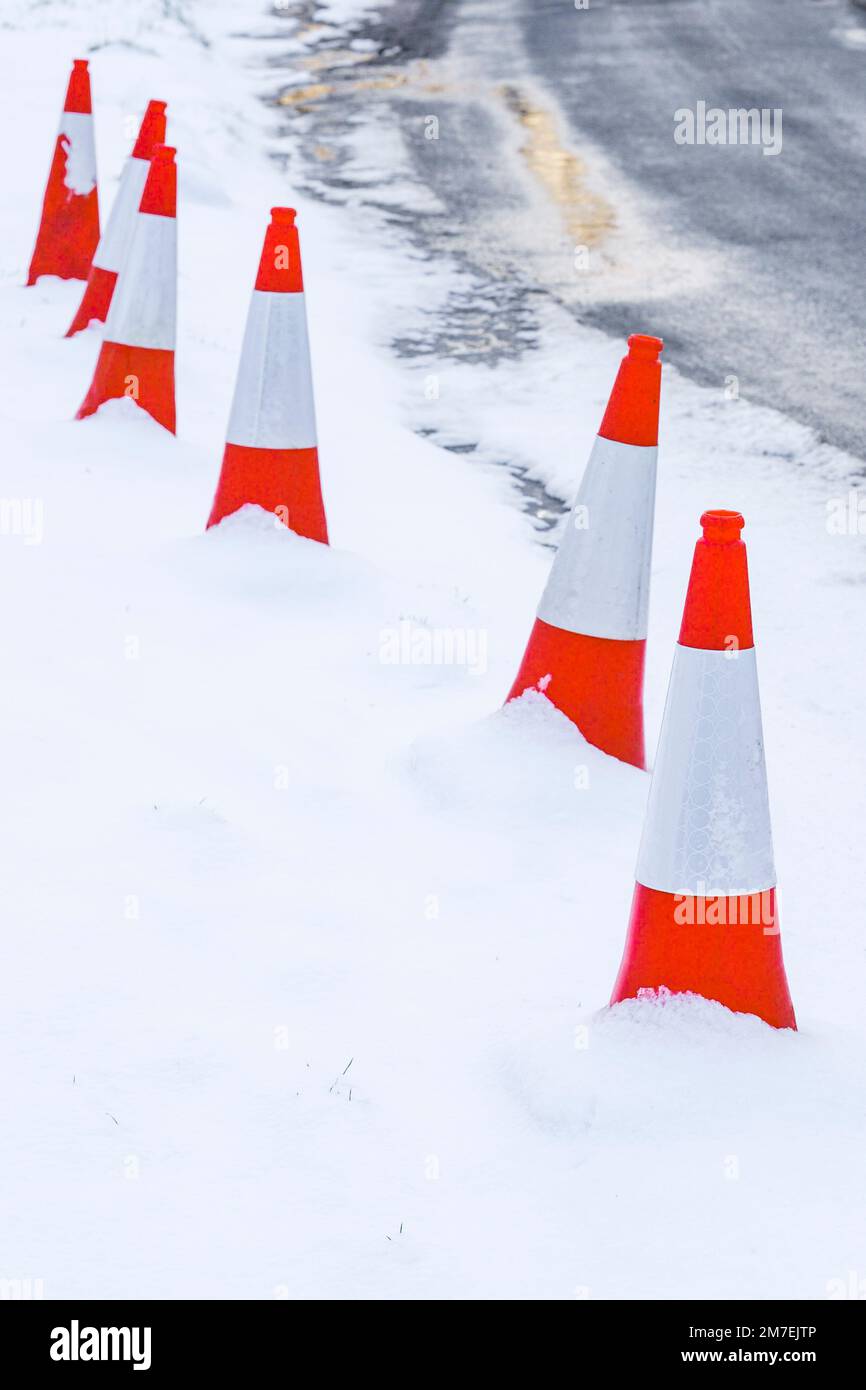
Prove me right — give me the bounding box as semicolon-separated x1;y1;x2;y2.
59;112;97;196
2;0;866;1301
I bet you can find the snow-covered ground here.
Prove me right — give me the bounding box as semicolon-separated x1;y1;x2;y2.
2;0;865;1300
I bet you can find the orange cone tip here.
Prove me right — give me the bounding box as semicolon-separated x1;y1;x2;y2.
132;100;168;159
598;331;663;446
610;510;796;1030
507;334;663;767
206;207;328;542
28;59;100;284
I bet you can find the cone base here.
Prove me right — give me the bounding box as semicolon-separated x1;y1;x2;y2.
27;141;99;284
207;442;328;544
507;617;645;769
76;340;175;434
610;882;796;1030
66;265;117;337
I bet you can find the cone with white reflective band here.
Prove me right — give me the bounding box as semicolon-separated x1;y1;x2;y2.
67;100;167;337
507;334;662;768
206;207;328;542
27;59;100;284
610;510;796;1030
76;144;176;433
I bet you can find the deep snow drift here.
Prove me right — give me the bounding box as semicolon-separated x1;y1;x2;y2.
1;0;865;1300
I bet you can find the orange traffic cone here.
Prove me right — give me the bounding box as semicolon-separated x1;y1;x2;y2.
610;510;796;1029
67;100;167;337
76;145;177;433
27;59;100;284
206;207;328;542
506;334;663;768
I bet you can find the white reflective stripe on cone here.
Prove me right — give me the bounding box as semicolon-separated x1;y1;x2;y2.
104;213;176;351
92;157;149;273
636;645;776;897
58;111;97;195
536;435;657;640
225;290;318;451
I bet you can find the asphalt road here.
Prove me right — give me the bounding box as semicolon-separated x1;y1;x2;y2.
518;0;866;459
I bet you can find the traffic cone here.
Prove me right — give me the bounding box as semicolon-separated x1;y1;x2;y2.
27;59;100;284
76;145;177;433
610;510;796;1030
66;100;167;336
506;334;663;768
206;207;328;542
